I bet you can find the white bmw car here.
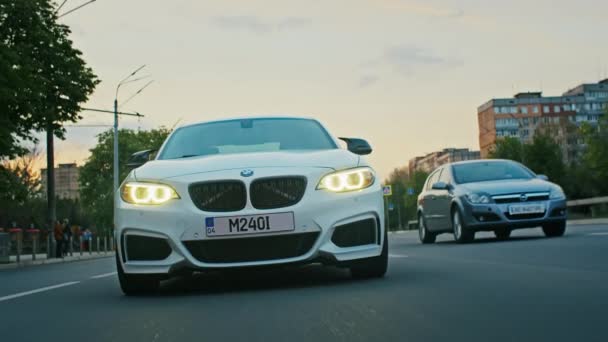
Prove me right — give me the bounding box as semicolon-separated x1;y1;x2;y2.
114;117;387;294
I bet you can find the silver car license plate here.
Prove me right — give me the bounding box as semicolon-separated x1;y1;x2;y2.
205;212;295;237
508;203;545;216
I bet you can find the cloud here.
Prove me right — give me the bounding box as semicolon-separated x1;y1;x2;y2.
358;44;461;83
378;0;464;19
384;45;448;67
212;15;311;34
358;75;380;88
277;17;312;31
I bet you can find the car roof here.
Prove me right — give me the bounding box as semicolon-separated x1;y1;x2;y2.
179;116;318;129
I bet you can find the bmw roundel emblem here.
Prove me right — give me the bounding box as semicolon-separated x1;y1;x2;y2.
520;194;528;202
240;169;254;177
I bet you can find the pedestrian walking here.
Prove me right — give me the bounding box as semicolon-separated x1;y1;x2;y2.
54;220;64;258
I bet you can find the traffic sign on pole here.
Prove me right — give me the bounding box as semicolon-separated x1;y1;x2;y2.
382;185;392;196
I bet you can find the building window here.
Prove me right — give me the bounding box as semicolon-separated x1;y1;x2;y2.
563;104;571;111
533;106;539;114
493;107;500;114
554;105;561;113
584;104;591;111
509;107;517;114
543;106;550;113
520;107;528;114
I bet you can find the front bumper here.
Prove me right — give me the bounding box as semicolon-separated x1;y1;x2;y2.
114;167;385;275
460;198;567;231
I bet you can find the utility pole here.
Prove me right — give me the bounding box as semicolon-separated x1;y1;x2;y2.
46;120;56;258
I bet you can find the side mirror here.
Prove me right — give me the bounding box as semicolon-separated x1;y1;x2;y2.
432;181;449;190
537;174;549;181
127;149;156;169
339;137;372;155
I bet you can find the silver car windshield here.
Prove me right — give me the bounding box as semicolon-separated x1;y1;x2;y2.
452;161;534;184
158;118;338;160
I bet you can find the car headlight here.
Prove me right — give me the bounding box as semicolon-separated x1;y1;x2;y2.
550;187;566;200
317;167;375;192
465;193;491;204
120;182;180;205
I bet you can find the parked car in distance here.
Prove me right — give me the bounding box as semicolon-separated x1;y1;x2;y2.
417;159;567;244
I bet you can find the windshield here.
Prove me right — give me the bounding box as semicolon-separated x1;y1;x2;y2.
452;161;534;184
158;118;337;160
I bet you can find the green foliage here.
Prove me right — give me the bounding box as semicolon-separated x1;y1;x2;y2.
384;168;429;229
578;112;608;196
0;0;99;158
79;128;171;229
488;137;524;162
489;133;564;186
402;170;429;224
522;133;565;185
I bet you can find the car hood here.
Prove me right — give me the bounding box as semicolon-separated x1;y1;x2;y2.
134;149;360;180
459;178;553;195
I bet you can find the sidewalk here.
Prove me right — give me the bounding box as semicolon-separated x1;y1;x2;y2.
1;251;115;270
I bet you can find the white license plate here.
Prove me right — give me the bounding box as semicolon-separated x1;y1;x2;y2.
205;212;295;237
508;203;545;215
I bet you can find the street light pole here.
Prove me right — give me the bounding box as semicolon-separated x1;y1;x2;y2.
113;98;119;192
113;64;147;192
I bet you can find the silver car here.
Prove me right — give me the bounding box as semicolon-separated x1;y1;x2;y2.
417;159;567;244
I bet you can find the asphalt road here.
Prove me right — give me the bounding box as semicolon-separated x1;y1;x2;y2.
1;224;608;342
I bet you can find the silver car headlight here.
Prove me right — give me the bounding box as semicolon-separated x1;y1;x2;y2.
120;182;180;205
317;167;375;192
465;193;491;204
550;187;566;200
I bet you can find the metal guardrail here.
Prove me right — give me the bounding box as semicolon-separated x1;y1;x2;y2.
0;230;115;265
567;196;608;207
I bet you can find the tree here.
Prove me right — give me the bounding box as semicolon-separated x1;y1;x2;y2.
0;147;44;227
0;0;99;157
79;128;171;230
579;111;608;196
488;137;524;162
523;133;565;185
402;170;429;225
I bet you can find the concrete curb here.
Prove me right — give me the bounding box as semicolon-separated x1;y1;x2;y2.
0;253;115;271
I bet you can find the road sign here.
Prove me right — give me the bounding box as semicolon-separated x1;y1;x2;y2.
382;185;392;196
388;203;394;211
407;187;415;196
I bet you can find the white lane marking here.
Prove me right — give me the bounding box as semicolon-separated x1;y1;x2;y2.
389;254;409;258
0;281;80;303
588;232;608;236
90;272;117;279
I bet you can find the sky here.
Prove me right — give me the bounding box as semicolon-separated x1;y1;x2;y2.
45;0;608;179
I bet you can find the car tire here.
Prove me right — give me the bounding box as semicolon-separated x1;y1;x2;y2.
418;216;436;244
494;228;511;240
350;229;388;279
542;221;566;238
116;254;160;296
452;209;474;243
